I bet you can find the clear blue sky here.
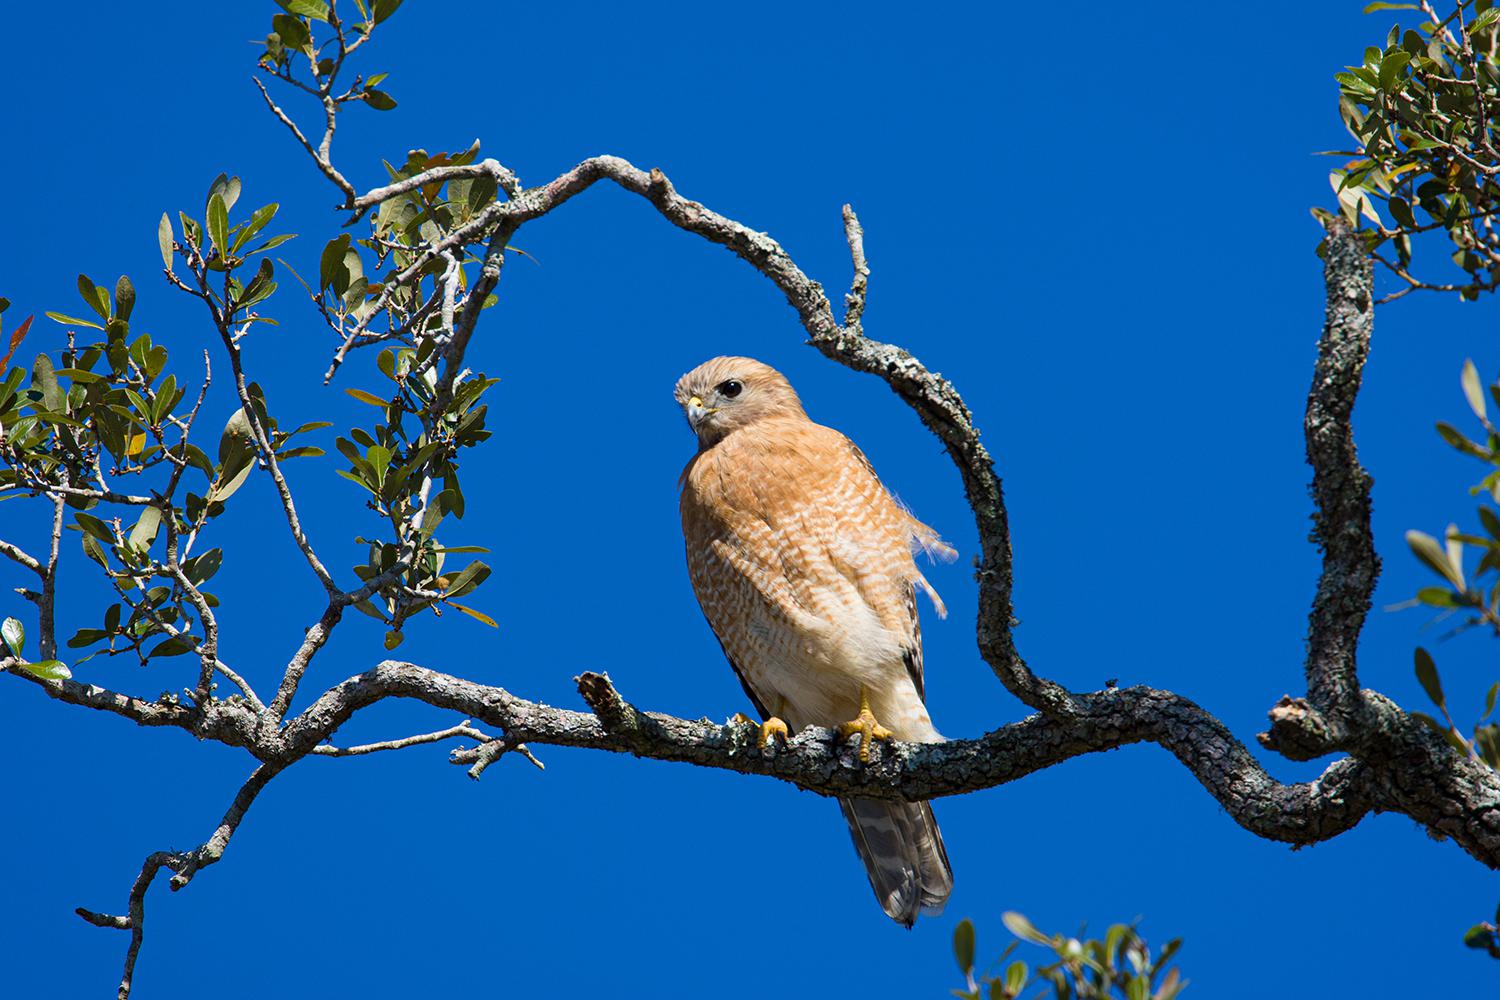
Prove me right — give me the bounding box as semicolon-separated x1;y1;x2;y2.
2;2;1497;996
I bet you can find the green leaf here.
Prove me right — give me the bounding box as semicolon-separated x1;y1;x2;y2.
237;258;277;312
1388;196;1416;229
148;635;197;658
372;0;402;22
32;352;63;412
1334;71;1377;96
953;918;976;975
320;234;352;291
44;311;104;331
1407;529;1465;589
1436;421;1487;457
345;387;388;407
128;506;161;552
242;233;297;257
281;420;334;439
443;560;490;598
277;0;331;21
1416;586;1459;607
178;211;201;250
18;659;70;681
210;458;254;503
207;193;229;258
1414;647;1445;708
271;13;312;53
66;628;108;649
184;548;223;586
206;173;241;215
447;602;497;627
1002;911;1049;946
114;275;136;322
366;444;391;487
362;89;398;111
158;213;174;269
1004;961;1027;994
1378;50;1411;91
335;468;377;495
1463;359;1488;422
233;203;280;254
1;616;23;657
210;408;257;503
384;629;404;650
81;534;109;568
1362;2;1419;11
77;274;109;321
1473;7;1500;32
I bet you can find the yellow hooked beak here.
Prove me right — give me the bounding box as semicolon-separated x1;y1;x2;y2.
685;394;716;429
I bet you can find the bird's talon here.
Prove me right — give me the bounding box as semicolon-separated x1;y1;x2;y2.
726;713;790;749
757;717;789;749
838;706;893;763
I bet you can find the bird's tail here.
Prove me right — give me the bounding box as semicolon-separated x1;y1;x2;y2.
839;797;953;927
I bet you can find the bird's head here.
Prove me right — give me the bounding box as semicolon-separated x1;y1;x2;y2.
673;356;806;447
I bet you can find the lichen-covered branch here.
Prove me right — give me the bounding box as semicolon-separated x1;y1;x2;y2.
1302;221;1379;731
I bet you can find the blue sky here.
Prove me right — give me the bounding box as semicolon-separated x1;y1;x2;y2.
2;1;1497;996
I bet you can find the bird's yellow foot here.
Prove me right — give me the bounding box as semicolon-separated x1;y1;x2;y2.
838;691;893;762
757;717;789;748
727;713;790;749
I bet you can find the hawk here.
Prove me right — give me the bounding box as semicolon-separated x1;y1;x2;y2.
675;355;954;926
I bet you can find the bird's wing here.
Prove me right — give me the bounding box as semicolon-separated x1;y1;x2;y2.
712;632;770;720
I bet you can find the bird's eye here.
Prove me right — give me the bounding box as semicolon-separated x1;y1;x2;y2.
717;379;743;398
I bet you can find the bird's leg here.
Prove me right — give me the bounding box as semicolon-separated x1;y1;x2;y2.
837;688;894;763
727;712;790;749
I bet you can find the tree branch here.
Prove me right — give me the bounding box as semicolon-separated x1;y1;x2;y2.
1301;220;1379;734
311;718;492;756
74;763;281;1000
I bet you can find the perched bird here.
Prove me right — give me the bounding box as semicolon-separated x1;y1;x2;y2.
675;355;954;926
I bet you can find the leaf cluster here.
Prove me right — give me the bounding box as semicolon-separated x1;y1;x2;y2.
336;341;499;647
259;0;401;114
952;914;1185;1000
1326;1;1500;298
0;268;235;667
1404;359;1500;768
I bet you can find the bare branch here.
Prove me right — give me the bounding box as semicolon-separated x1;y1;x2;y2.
268;603;343;719
0;537;41;575
1;657;261;751
311;719;492;756
74;764;281;999
841;203;869;329
251;77;356;204
38;493;61;660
